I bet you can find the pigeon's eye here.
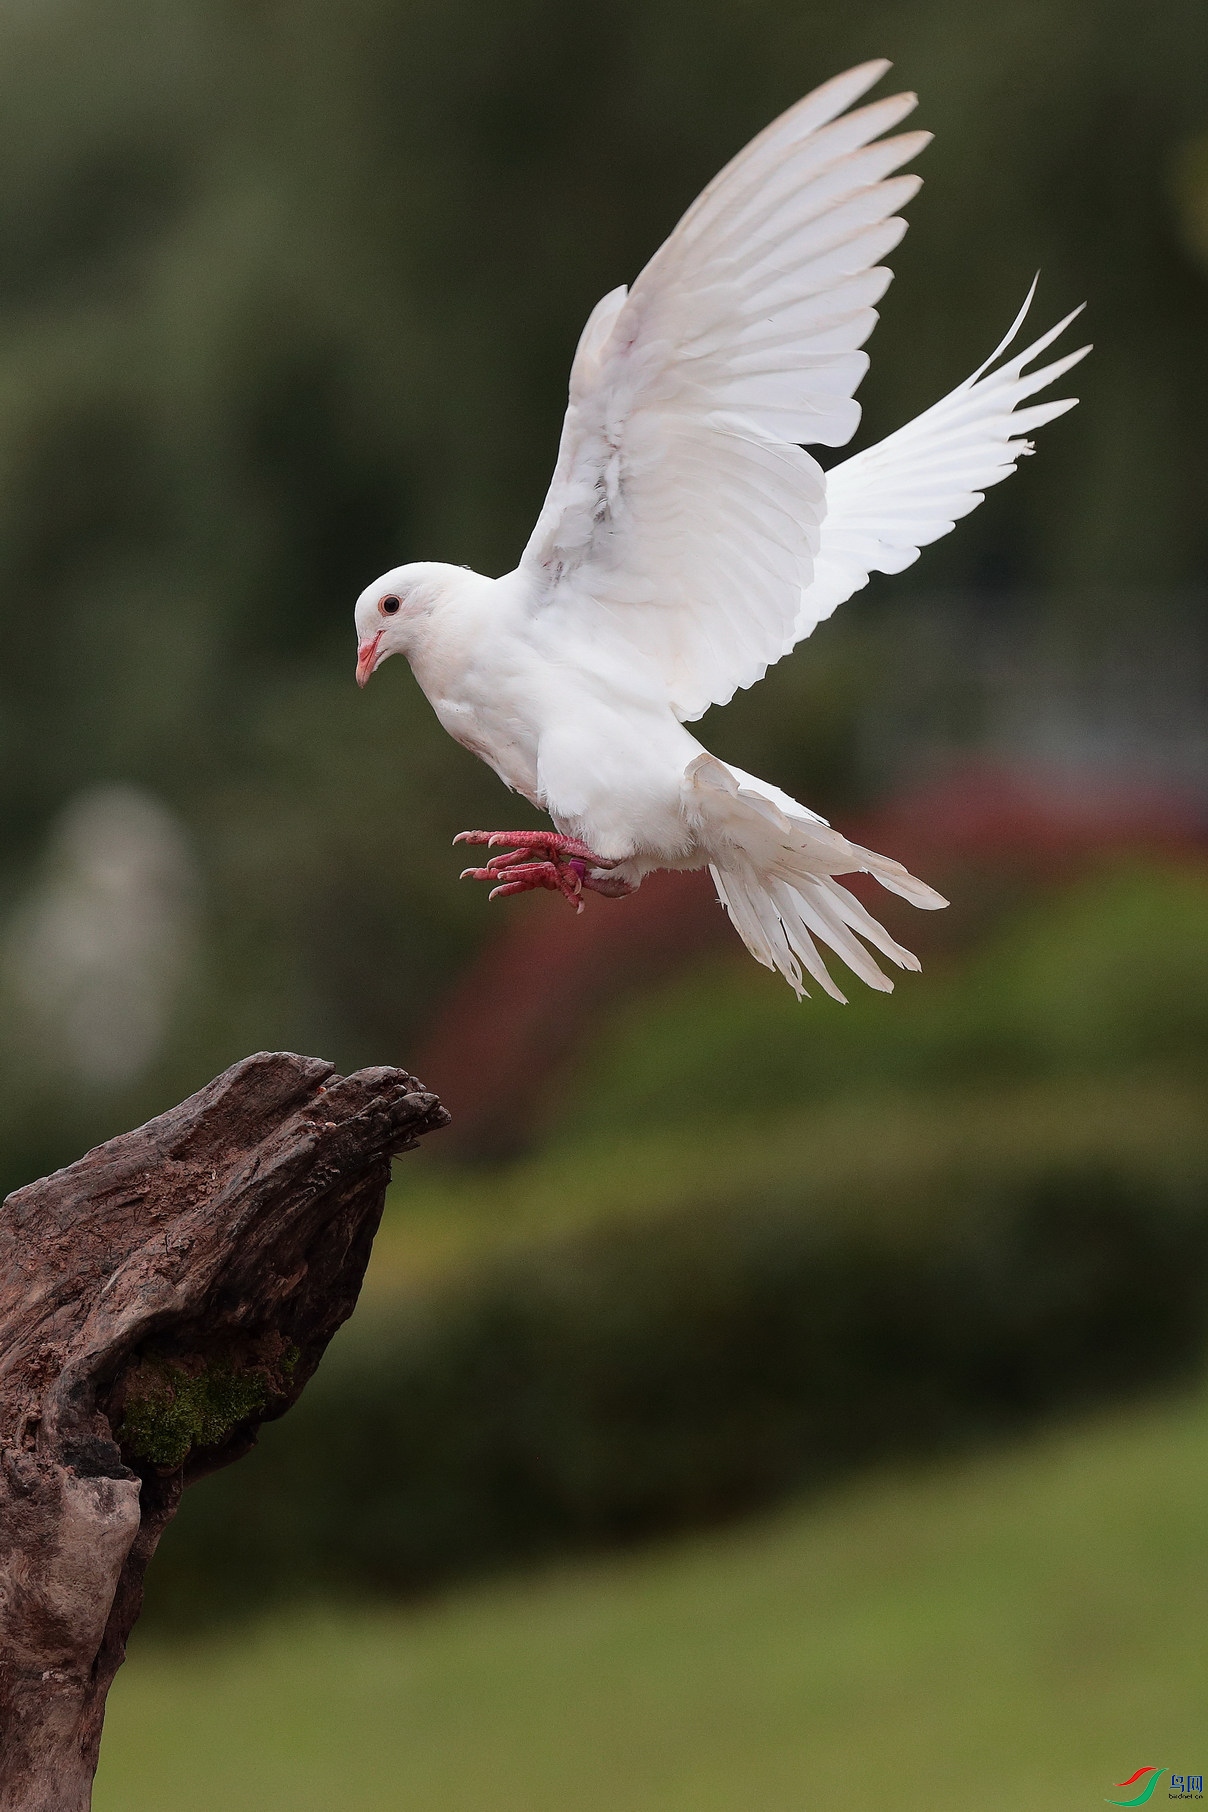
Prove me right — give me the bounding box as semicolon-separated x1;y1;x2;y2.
381;594;401;615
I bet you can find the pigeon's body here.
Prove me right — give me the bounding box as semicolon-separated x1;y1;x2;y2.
401;563;703;869
355;60;1088;999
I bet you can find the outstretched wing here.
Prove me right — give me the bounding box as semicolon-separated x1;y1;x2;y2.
519;60;930;722
797;287;1090;635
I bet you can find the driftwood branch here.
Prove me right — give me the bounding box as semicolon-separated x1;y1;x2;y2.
0;1051;447;1812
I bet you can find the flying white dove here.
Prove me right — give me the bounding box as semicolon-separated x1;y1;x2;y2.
354;59;1088;1000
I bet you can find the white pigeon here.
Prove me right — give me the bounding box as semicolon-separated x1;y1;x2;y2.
354;59;1088;1001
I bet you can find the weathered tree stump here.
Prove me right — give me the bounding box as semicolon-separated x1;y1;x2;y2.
0;1051;448;1812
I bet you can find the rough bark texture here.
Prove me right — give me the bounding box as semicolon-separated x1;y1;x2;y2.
0;1051;448;1812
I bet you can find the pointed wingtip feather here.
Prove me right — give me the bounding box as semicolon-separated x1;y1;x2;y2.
961;275;1040;388
757;60;899;149
826;57;893;94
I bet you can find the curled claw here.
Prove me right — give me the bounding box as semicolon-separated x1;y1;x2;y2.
488;865;584;910
455;827;628;911
483;858;583;908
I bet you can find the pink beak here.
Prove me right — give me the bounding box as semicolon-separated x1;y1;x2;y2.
355;632;383;688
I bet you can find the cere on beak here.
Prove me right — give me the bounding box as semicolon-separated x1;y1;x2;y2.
356;631;383;688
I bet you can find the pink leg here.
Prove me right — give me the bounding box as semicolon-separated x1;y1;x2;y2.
454;830;635;912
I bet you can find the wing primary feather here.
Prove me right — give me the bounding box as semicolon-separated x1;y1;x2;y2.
518;67;1087;725
791;288;1089;647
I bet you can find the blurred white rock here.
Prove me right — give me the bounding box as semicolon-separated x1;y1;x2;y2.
4;786;199;1088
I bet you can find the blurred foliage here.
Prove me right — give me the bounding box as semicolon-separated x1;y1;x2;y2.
0;0;1207;1189
1169;126;1208;274
544;862;1208;1141
135;862;1208;1627
144;1105;1208;1629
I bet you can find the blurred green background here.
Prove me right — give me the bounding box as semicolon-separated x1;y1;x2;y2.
0;0;1206;1805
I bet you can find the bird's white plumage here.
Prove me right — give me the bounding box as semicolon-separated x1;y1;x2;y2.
798;283;1089;633
355;61;1088;999
520;59;933;722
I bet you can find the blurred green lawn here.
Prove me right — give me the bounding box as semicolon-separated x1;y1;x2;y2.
97;1382;1208;1812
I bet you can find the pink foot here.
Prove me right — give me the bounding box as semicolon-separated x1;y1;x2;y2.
454;831;634;912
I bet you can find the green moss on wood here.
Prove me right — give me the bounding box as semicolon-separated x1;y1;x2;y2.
119;1358;271;1469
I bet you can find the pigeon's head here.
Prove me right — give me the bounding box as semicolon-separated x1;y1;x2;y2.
354;561;465;686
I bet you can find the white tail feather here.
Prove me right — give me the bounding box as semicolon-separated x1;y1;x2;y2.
689;752;946;999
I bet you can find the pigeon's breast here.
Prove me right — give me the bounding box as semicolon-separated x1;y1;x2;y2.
410;611;546;805
432;689;542;804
